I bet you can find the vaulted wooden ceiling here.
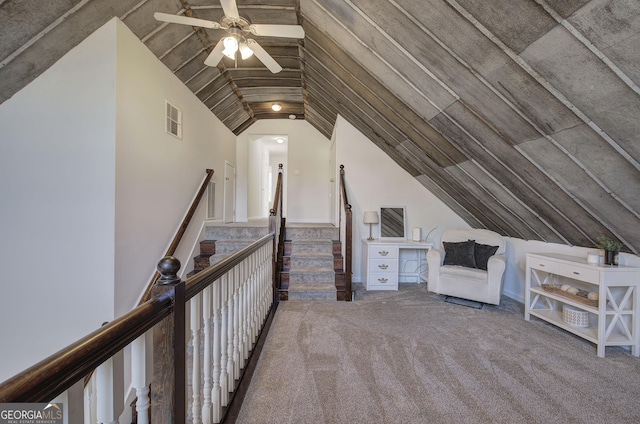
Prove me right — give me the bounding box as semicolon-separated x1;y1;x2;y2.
2;0;639;253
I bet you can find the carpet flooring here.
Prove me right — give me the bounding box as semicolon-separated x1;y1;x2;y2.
236;283;640;423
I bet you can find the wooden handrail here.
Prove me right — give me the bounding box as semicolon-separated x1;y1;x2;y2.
0;294;174;402
0;232;275;404
339;165;353;301
141;168;214;302
269;164;285;301
184;233;275;300
269;163;284;217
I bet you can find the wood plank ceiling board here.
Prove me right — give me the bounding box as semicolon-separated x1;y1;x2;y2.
550;124;640;212
520;25;640;164
0;0;144;103
430;104;599;247
350;0;542;146
303;26;467;167
390;0;584;138
300;0;455;118
518;137;640;252
453;160;560;242
304;64;407;146
566;0;640;85
397;143;520;236
452;0;558;53
120;0;183;40
544;0;592;18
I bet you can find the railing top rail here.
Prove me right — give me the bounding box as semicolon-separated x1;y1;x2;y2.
185;232;275;300
141;168;214;302
0;232;275;403
0;294;174;403
339;165;351;212
269;164;283;216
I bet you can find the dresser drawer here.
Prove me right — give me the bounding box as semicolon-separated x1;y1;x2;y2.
369;245;398;259
368;273;398;289
556;264;600;285
528;256;559;274
370;259;398;273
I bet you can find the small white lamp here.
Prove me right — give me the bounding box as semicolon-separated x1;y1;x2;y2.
363;211;379;241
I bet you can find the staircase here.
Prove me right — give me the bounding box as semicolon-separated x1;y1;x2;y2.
281;224;340;301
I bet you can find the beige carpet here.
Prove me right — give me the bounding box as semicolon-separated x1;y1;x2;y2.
236;284;640;423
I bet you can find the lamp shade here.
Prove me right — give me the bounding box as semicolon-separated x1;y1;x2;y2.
363;211;379;224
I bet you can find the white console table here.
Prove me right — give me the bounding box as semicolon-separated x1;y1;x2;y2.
362;240;433;290
525;252;640;358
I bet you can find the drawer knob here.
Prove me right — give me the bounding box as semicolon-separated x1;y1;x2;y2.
379;251;389;256
573;271;580;275
378;278;388;283
539;264;545;267
378;264;389;270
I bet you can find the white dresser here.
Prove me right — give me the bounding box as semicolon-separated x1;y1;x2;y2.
362;240;432;290
525;252;640;358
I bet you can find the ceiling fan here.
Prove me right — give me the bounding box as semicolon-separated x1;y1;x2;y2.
154;0;304;73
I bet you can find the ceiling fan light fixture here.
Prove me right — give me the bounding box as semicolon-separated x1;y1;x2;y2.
272;103;282;112
222;35;239;58
239;42;253;59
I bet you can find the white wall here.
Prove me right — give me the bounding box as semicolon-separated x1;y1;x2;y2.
0;20;117;382
236;119;331;222
0;18;238;382
334;116;469;282
113;20;236;314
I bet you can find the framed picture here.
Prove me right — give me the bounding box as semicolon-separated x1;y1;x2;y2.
379;206;406;240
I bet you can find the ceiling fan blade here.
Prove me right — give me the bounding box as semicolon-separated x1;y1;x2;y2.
249;24;305;39
204;39;225;67
220;0;240;20
154;12;221;29
247;39;282;74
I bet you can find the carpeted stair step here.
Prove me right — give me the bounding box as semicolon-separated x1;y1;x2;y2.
285;226;339;241
287;253;335;270
213;239;252;255
204;225;269;240
288;269;335;285
288;283;336;301
287;239;334;255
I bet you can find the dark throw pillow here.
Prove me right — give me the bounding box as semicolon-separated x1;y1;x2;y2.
443;240;477;268
474;243;499;271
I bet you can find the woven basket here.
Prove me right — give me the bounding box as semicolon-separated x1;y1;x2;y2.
562;305;589;328
540;284;598;307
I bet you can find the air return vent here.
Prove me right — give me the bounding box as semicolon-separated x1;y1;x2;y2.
165;101;182;139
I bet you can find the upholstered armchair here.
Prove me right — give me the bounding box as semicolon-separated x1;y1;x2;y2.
427;228;507;305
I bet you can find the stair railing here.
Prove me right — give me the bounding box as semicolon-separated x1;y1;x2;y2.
338;165;353;301
0;233;276;424
141;168;215;303
269;164;285;302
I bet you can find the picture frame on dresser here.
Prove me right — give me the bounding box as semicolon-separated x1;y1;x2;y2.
379;206;406;240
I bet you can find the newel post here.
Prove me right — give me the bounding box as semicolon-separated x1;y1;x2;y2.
151;256;186;424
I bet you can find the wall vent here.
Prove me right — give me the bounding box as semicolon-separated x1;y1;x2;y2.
207;182;215;219
165;101;182;139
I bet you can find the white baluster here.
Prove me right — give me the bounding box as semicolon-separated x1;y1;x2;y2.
201;286;212;424
236;264;247;370
227;268;235;391
83;380;93;424
132;335;149;424
96;357;117;424
212;281;221;423
190;295;202;424
220;274;229;406
233;266;241;380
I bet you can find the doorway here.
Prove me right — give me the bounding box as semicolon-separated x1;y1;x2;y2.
248;134;288;219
